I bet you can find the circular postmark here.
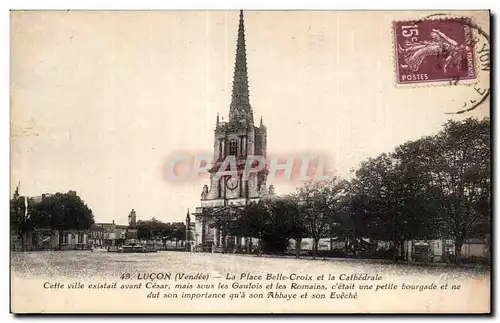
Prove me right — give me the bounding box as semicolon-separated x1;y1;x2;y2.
416;13;490;115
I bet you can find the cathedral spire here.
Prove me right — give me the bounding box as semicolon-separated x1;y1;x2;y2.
229;10;253;123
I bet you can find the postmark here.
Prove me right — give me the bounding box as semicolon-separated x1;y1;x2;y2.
393;13;490;114
393;17;477;85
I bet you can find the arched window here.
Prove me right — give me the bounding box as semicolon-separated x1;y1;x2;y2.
218;140;223;160
229;139;238;156
239;174;244;197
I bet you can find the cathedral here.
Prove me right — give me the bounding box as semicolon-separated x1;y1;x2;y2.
188;11;275;252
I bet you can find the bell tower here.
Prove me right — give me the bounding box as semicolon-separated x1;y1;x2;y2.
202;10;269;205
192;11;273;251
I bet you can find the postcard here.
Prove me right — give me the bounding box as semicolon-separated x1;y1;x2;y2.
10;10;491;314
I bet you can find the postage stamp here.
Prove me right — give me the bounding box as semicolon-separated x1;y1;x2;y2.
393;17;477;85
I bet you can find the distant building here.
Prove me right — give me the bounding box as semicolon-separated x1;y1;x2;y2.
59;229;90;250
90;225;105;246
409;238;489;263
31;193;52;203
92;221;116;246
91;219;138;247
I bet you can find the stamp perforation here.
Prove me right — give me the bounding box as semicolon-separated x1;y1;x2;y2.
391;13;486;89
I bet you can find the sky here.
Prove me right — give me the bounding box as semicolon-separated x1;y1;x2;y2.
10;10;490;224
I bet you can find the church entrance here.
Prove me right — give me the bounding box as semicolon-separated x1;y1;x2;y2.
196;205;252;253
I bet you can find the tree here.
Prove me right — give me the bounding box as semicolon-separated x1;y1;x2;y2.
321;178;349;257
10;196;35;250
231;201;267;251
136;219;184;244
10;191;95;249
171;222;186;247
31;196;52;229
334;182;370;258
284;194;308;258
348;117;490;263
45;192;95;248
136;220;153;241
296;180;333;259
260;196;304;254
351;153;409;261
160;222;173;247
392;137;445;241
423;118;490;262
229;198;306;255
61;192;95;231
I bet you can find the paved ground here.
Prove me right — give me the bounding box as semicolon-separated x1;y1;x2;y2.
11;250;489;280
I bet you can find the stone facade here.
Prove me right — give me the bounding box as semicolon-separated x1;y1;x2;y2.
91;220;135;247
11;229;91;251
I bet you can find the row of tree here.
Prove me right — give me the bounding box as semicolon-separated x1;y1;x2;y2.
10;191;95;249
135;218;186;247
227;118;491;263
10;190;187;249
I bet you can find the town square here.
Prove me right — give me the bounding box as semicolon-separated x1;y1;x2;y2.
10;10;491;313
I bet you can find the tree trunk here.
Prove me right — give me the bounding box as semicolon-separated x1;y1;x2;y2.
392;241;398;263
454;238;463;264
20;231;25;251
400;240;405;262
441;238;446;262
312;238;319;259
59;229;63;250
295;238;302;258
345;238;349;258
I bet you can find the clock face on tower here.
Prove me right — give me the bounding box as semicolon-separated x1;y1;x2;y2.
226;177;239;190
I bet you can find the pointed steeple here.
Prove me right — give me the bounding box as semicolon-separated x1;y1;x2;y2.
229;10;253;123
259;116;266;130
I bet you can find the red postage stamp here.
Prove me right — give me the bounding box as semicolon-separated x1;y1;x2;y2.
394;17;476;85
